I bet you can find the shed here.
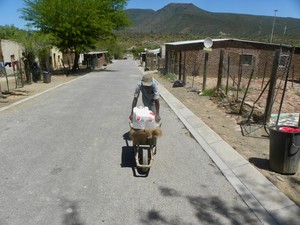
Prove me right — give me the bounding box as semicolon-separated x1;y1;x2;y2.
144;48;161;71
83;51;108;69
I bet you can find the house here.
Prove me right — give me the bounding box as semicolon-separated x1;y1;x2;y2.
82;51;108;69
144;48;161;71
60;50;108;69
0;39;24;75
164;38;300;83
1;40;64;74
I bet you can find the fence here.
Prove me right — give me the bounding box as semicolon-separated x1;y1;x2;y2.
0;60;26;93
160;46;300;126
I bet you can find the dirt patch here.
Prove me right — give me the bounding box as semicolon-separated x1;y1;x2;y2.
150;71;300;207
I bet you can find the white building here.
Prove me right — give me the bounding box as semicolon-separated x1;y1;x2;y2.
0;39;24;75
50;47;63;70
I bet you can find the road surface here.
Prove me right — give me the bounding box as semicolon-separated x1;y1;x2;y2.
0;59;262;224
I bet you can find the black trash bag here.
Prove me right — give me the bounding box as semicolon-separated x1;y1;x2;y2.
173;80;184;88
32;63;40;82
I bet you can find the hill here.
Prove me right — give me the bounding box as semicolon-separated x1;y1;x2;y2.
124;3;300;44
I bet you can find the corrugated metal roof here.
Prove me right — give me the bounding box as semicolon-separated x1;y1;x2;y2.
165;38;295;48
165;39;229;45
146;48;160;54
85;51;108;54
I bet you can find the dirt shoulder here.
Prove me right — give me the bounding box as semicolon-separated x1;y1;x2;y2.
0;70;299;207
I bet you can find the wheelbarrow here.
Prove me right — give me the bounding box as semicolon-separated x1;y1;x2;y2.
129;123;162;173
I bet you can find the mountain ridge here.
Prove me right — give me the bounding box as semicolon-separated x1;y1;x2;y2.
124;3;300;42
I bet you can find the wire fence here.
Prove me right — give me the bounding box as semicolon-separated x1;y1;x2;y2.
0;61;26;93
159;46;300;127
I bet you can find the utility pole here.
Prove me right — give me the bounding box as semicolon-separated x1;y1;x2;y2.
270;10;278;43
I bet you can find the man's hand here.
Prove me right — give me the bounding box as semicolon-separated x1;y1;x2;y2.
129;114;133;121
155;114;161;122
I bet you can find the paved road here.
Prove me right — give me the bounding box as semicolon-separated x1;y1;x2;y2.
0;59;262;225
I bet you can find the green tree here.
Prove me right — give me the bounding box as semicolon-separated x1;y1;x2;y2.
96;36;124;59
20;0;130;71
16;29;53;84
0;25;26;40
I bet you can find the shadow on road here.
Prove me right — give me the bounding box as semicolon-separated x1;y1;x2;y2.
139;186;264;225
121;146;149;177
121;146;135;168
122;131;131;147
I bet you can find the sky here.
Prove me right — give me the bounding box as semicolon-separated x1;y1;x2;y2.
0;0;300;29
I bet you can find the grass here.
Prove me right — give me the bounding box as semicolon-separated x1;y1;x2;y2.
201;87;217;96
160;73;177;82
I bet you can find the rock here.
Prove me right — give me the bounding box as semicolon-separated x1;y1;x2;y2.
252;110;265;123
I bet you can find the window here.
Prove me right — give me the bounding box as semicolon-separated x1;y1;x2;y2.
240;54;253;65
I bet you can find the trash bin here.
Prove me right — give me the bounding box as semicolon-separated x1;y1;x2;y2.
43;71;51;83
268;125;300;175
32;70;40;82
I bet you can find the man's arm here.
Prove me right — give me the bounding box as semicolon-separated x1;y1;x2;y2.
154;99;161;122
129;97;138;121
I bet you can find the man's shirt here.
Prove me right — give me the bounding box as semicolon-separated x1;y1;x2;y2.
134;79;159;109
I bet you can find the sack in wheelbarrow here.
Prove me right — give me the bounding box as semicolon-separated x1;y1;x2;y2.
129;127;162;146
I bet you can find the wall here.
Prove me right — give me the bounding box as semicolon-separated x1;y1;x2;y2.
62;51;75;69
0;39;24;75
50;47;63;70
165;40;300;82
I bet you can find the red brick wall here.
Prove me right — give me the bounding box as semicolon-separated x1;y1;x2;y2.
292;54;300;80
167;43;300;80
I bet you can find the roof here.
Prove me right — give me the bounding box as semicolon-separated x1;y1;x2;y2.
85;51;108;55
165;38;296;48
146;48;160;54
165;39;226;46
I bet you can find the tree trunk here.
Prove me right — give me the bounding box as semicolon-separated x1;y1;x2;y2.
72;52;80;71
23;57;32;85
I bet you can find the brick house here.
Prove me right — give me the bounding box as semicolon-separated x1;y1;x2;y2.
164;38;300;83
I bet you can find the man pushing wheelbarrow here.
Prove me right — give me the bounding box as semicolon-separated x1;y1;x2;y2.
129;74;162;173
129;74;161;122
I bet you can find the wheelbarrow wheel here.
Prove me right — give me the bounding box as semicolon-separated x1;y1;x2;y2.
140;148;149;173
153;145;157;155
